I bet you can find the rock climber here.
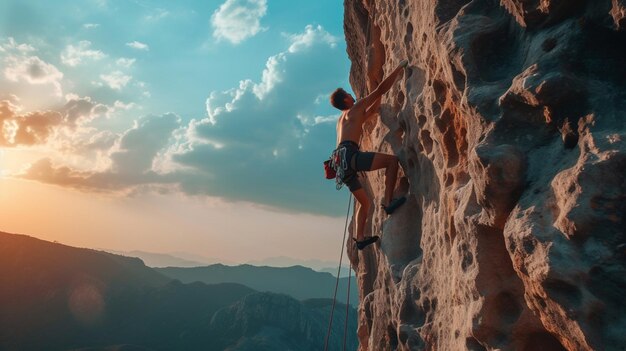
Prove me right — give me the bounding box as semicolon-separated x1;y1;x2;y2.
330;59;408;250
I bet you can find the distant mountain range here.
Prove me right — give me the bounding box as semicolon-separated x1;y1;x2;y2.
246;256;344;271
0;231;357;351
103;249;213;267
101;249;354;278
157;264;358;306
103;251;353;278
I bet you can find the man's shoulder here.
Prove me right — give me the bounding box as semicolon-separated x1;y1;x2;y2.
346;105;364;120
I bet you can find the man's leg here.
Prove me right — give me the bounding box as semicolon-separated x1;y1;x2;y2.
368;153;399;207
351;187;379;250
352;188;370;241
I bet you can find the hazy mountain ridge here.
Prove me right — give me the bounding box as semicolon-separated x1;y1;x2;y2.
0;231;356;350
246;256;344;271
102;249;209;268
156;263;359;306
104;250;349;277
0;231;171;291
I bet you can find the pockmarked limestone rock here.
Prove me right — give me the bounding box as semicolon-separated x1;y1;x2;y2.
342;0;626;350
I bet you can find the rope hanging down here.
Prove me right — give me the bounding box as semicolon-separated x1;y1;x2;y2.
343;265;352;351
323;193;353;351
324;8;375;349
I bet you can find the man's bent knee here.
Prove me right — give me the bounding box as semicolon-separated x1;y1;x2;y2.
360;201;371;212
385;154;398;168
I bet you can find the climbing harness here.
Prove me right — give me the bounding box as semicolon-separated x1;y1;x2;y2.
323;193;353;351
329;146;350;190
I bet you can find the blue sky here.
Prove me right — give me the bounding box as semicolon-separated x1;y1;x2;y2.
0;0;354;262
0;0;350;214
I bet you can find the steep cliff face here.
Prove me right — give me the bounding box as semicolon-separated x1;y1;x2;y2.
342;1;626;350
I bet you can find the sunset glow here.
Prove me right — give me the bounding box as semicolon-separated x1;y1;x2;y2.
0;0;351;263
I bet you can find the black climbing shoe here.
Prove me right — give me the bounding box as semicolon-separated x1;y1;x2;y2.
354;236;379;250
382;196;406;215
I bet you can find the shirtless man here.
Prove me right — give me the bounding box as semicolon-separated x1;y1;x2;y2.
330;60;408;250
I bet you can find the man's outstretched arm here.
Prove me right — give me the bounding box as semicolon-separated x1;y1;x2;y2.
357;60;408;111
364;96;382;120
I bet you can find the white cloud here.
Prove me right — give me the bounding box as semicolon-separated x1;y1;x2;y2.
167;25;347;213
252;54;284;99
145;8;169;21
61;41;106;67
0;94;20;105
126;41;149;51
252;25;340;99
62;96;109;125
20;113;181;191
211;0;267;44
3;57;60;83
0;37;36;53
287;24;339;52
116;57;136;67
4;55;64;96
0;95;110;147
100;71;132;90
113;100;136;110
16;25;350;215
65;93;80;101
83;23;100;29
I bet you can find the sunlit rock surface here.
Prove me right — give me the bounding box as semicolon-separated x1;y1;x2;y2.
342;0;626;350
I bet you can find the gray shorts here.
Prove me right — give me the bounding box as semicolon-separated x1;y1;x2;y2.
338;141;375;192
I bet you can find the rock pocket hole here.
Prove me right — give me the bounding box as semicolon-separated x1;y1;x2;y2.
522;237;536;254
418;114;427;127
405;22;414;46
399;298;419;323
387;324;399;349
542;38;557;52
493;291;521;325
444;130;460;167
466;337;488;351
432;79;446;104
544;278;582;307
461;250;474;272
396;90;405;108
521;332;566;351
445;172;454;186
451;64;466;91
420;130;433;154
432;102;441;116
435;109;452;132
399;329;408;344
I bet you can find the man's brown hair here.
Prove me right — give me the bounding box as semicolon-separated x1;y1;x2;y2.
330;88;350;110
